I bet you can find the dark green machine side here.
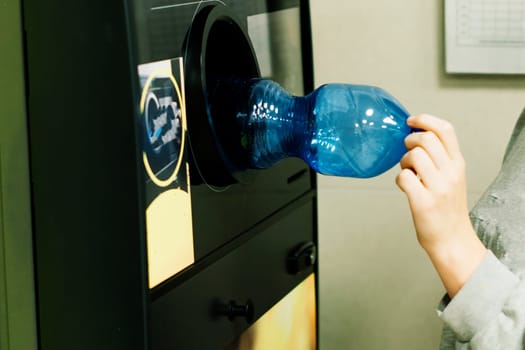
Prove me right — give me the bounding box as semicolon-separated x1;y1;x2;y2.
0;0;38;349
19;0;150;349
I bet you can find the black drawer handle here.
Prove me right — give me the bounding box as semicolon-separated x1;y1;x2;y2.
287;241;317;274
217;300;254;323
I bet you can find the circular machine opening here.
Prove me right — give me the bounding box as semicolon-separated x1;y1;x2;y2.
184;5;260;186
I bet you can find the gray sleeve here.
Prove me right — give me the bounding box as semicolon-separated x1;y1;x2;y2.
437;250;525;349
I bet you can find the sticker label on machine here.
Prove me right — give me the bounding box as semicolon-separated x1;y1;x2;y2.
137;57;194;288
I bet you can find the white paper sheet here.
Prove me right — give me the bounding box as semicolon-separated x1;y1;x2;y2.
445;0;525;74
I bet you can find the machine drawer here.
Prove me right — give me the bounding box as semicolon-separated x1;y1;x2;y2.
151;198;316;349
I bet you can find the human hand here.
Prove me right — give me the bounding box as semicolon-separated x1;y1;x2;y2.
396;114;486;297
396;114;471;251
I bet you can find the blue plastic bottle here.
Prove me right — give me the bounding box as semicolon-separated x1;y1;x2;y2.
213;78;411;178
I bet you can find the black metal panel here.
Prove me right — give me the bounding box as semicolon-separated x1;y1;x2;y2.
191;160;313;259
132;0;304;64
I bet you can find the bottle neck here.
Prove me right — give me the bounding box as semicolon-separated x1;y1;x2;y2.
240;79;311;169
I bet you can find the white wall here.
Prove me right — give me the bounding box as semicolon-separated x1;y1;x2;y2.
309;1;525;349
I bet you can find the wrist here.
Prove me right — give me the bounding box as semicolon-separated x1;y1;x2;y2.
424;228;487;298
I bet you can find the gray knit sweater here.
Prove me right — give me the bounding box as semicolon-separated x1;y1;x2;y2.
439;107;525;349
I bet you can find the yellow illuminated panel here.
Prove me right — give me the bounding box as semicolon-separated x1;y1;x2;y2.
145;168;193;288
137;58;195;288
226;274;317;350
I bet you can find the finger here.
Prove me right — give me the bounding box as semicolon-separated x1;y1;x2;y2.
404;131;449;169
400;147;439;188
407;114;462;160
396;168;427;205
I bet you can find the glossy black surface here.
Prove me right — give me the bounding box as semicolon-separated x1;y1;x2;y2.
127;0;317;273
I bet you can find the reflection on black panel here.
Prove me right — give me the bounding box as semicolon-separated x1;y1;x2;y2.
131;0;314;277
143;79;182;177
137;58;195;288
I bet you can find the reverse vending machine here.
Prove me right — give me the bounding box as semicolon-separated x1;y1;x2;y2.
2;0;318;349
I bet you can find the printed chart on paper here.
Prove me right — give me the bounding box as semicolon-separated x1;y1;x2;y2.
446;0;525;73
456;0;525;47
